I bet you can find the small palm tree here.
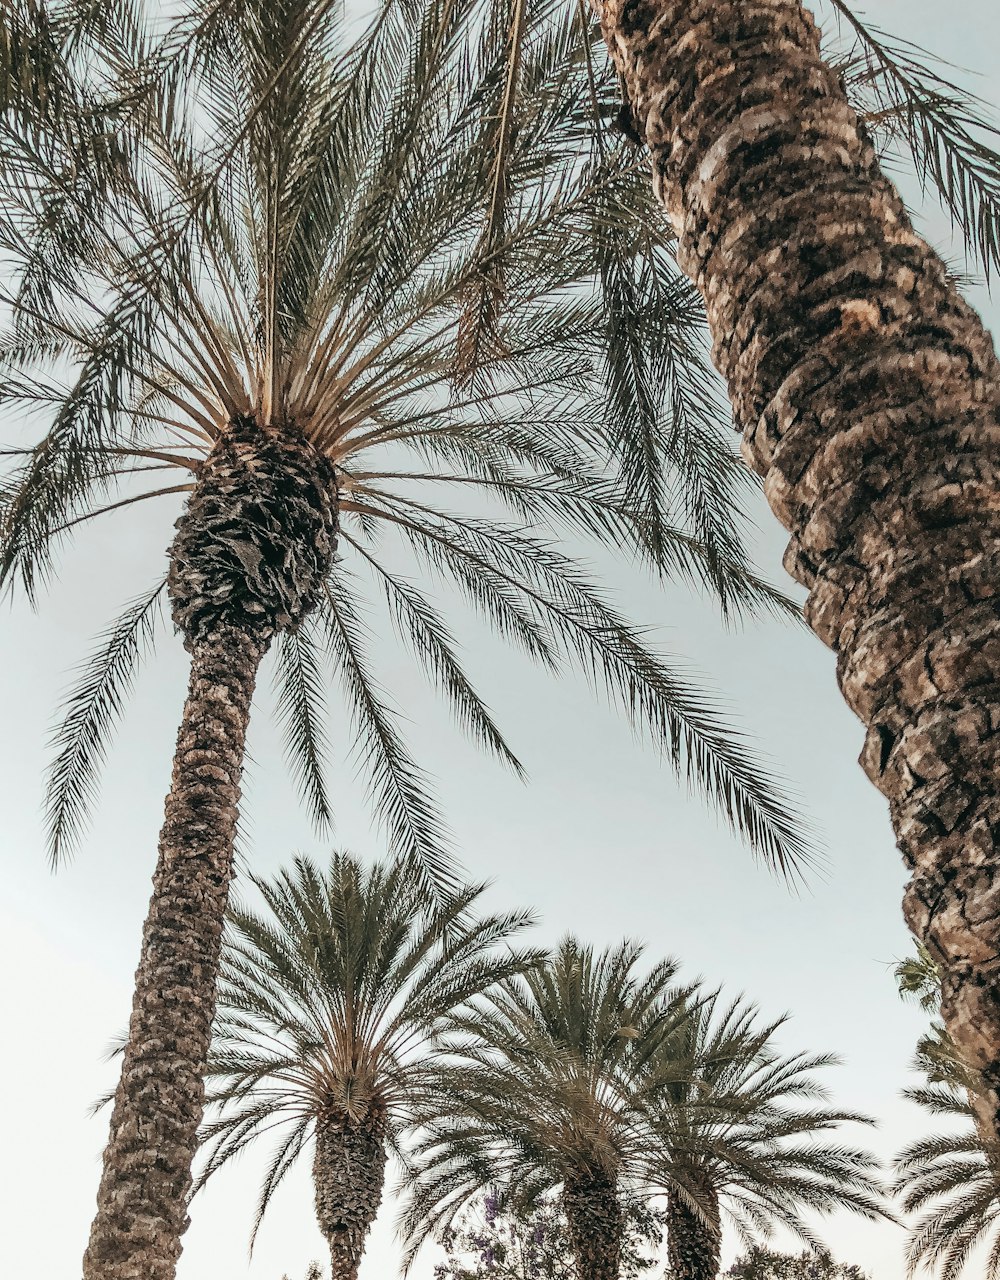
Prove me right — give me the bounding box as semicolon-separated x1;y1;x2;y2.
895;1037;1000;1280
0;3;810;1275
894;949;1000;1280
642;995;885;1280
401;937;693;1280
197;852;541;1280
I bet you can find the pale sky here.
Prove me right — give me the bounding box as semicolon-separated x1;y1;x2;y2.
3;2;1000;1277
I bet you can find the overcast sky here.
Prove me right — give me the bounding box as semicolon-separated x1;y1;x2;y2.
3;2;1000;1277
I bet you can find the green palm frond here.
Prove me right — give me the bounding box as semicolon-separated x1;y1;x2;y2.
317;572;457;902
639;992;887;1247
894;942;942;1014
896;1084;1000;1280
273;616;335;834
354;541;525;776
44;579;165;865
823;0;1000;278
893;1011;1000;1280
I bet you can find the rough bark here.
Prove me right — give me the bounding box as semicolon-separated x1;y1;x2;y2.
81;628;266;1280
597;0;1000;1138
313;1108;388;1280
666;1184;721;1280
562;1167;624;1280
83;416;339;1280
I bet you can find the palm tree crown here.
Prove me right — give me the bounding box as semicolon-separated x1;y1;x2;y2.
640;994;885;1280
0;0;808;885
400;937;693;1277
199;852;541;1276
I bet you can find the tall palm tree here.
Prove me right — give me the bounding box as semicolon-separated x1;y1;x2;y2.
641;995;885;1280
0;3;813;1276
196;853;539;1280
592;0;1000;1143
400;937;696;1280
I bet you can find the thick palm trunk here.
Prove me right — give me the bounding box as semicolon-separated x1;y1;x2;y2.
598;0;1000;1136
562;1168;623;1280
82;629;267;1280
313;1109;388;1280
83;417;338;1280
666;1185;721;1280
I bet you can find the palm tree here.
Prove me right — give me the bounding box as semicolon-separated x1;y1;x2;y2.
0;3;814;1276
592;0;1000;1143
893;945;1000;1279
642;995;885;1280
197;853;541;1280
401;937;695;1280
895;1037;1000;1280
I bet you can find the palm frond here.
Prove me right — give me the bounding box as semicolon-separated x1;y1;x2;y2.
318;570;458;902
273;616;334;834
44;579;165;865
825;0;1000;278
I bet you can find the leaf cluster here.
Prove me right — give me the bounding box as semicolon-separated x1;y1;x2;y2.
198;851;542;1246
822;0;1000;278
400;942;884;1266
0;0;812;888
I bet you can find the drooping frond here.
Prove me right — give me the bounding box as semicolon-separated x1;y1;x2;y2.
824;0;1000;278
44;578;165;865
273;615;334;834
317;570;457;902
348;535;525;776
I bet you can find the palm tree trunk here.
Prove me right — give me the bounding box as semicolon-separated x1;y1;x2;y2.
562;1167;623;1280
666;1185;721;1280
82;628;268;1280
82;416;339;1279
313;1109;388;1280
597;0;1000;1137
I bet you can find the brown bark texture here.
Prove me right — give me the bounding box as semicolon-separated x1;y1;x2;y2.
81;629;265;1280
666;1184;721;1280
83;416;339;1280
562;1167;624;1280
313;1109;388;1280
598;0;1000;1136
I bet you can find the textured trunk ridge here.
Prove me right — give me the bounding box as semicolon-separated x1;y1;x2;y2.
599;0;1000;1134
562;1167;623;1280
82;630;266;1280
666;1184;721;1280
313;1108;388;1280
84;417;340;1280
